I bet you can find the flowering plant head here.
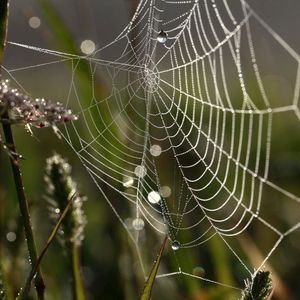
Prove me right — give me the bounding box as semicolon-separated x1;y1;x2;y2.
0;79;78;129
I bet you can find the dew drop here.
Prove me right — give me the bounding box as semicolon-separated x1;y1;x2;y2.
134;165;147;178
157;30;168;44
132;218;145;230
123;176;134;188
150;144;162;157
147;191;161;204
171;240;181;251
80;39;96;55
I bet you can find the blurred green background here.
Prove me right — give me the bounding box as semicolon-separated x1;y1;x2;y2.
1;1;300;299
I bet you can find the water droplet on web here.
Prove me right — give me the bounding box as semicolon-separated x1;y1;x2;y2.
150;144;162;157
134;165;147;178
157;30;167;44
147;191;161;204
171;240;181;251
132;218;145;230
80;39;96;55
123;176;134;188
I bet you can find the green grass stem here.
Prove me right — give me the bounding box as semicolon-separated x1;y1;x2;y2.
1;113;45;299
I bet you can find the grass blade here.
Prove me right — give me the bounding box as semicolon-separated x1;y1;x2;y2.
37;0;121;167
140;236;167;300
72;246;85;300
36;0;106;94
18;193;77;299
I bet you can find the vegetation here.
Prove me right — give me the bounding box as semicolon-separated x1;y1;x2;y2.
0;1;298;299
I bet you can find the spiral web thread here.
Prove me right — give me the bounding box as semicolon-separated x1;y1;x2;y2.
3;0;300;293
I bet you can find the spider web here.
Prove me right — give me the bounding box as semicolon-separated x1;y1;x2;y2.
3;0;300;296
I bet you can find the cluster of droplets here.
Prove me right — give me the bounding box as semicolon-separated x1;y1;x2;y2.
31;98;78;128
124;144;173;232
0;79;31;115
0;79;77;129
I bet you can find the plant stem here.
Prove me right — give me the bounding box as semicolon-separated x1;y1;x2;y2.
1;2;45;298
19;195;75;299
0;0;9;64
1;113;45;299
67;243;85;300
71;245;85;300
